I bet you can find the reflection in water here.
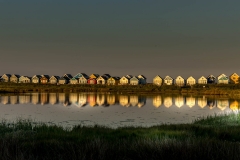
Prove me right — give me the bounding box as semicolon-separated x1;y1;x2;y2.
130;95;138;107
32;93;40;105
88;94;97;107
19;95;30;104
217;99;229;111
1;96;9;105
0;93;239;111
97;94;106;106
49;93;58;105
10;96;18;104
175;96;184;108
107;95;115;105
119;95;129;107
230;100;239;111
186;97;195;108
59;93;66;103
198;96;207;108
153;96;162;108
41;93;48;105
207;99;216;109
78;93;87;107
138;96;146;108
69;93;78;104
164;97;172;108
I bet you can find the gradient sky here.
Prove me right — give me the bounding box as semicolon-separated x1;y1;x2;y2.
1;0;240;80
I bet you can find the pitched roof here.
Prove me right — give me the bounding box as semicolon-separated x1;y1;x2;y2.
32;75;42;79
218;74;228;80
59;77;67;80
2;74;11;78
230;73;239;77
154;75;163;79
97;76;108;80
41;75;50;79
126;75;133;79
11;74;20;78
74;73;89;79
63;74;73;79
164;76;173;80
109;76;120;80
207;75;215;79
102;74;111;78
130;76;139;80
138;75;146;79
198;76;207;80
187;76;195;80
176;76;184;80
50;76;60;80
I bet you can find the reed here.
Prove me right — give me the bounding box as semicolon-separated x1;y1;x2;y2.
0;112;240;159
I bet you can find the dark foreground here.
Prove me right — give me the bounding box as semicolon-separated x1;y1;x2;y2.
1;113;240;160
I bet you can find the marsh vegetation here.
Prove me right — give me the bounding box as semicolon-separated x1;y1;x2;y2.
1;113;240;159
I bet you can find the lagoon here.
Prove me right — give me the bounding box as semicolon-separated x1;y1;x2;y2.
0;93;237;128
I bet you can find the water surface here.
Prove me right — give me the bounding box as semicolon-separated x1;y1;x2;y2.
0;93;238;128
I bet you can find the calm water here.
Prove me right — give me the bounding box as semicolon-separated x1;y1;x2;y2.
0;93;238;128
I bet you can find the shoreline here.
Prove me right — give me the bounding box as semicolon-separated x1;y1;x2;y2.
1;82;240;96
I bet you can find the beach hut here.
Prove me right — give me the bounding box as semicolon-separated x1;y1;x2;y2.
1;74;11;82
186;76;196;86
164;76;174;85
107;77;120;85
32;75;42;83
130;76;139;85
153;75;163;86
175;76;185;86
10;74;20;83
198;76;207;84
230;73;239;84
207;75;216;84
217;74;229;84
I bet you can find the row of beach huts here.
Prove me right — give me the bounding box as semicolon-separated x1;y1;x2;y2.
0;73;239;86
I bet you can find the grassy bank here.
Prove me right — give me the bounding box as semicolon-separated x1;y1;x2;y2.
1;113;240;159
1;82;240;96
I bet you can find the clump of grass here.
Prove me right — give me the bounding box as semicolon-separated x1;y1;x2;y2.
1;113;240;159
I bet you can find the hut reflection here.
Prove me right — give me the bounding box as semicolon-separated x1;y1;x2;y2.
217;99;229;111
69;93;78;105
186;97;195;108
137;96;146;108
229;100;239;111
78;93;87;107
10;96;18;104
207;99;216;109
58;93;66;103
198;96;207;108
97;94;108;106
19;95;28;104
31;93;40;104
40;93;48;105
130;95;138;107
153;95;162;108
119;95;130;107
63;94;71;107
107;94;115;105
164;97;172;108
49;93;58;105
174;96;184;108
1;96;9;105
88;94;97;107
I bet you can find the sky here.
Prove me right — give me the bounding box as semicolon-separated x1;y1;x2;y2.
0;0;240;80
